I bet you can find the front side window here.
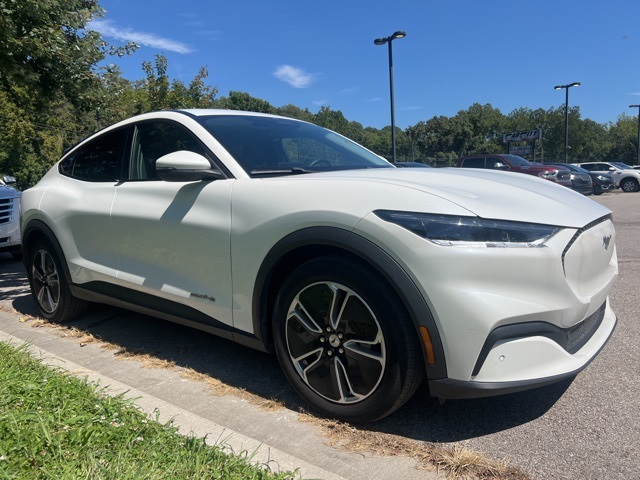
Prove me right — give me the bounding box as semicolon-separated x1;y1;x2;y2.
487;158;509;170
461;157;485;168
60;128;129;182
129;121;209;180
595;163;614;171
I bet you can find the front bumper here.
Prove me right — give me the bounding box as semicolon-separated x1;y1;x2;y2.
356;212;618;398
428;298;616;399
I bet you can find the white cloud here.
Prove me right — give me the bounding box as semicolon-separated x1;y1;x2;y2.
88;20;192;54
273;65;316;88
367;97;384;102
312;99;327;106
339;87;359;95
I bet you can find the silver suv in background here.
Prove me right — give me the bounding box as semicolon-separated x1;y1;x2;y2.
0;176;22;259
575;162;640;192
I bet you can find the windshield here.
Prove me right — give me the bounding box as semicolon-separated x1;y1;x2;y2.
502;155;531;166
197;114;392;176
610;161;633;170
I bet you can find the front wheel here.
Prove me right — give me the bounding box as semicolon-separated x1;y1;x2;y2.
273;255;424;423
620;177;639;192
28;239;86;322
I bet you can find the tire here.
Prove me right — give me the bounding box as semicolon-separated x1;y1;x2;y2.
28;239;87;322
273;255;424;423
620;177;639;193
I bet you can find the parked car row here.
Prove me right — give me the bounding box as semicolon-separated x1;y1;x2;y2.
545;162;616;195
574;162;640;193
455;154;573;188
447;153;624;196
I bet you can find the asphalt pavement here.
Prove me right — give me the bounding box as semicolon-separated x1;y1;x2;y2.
1;190;638;480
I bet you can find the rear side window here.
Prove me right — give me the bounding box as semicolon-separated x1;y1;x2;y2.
461;157;485;168
60;128;129;182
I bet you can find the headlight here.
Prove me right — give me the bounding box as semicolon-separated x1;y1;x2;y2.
538;169;557;180
375;210;561;248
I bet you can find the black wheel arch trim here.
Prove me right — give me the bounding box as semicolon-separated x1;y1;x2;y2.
22;219;72;282
252;226;447;380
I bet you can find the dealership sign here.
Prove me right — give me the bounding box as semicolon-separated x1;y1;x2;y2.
502;129;542;143
509;145;533;156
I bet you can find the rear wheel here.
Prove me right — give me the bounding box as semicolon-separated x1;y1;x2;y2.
620;177;639;192
29;239;86;322
273;255;424;423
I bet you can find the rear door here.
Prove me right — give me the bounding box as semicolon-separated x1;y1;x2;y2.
52;126;131;283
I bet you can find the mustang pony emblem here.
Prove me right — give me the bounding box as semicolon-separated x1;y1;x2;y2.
602;235;612;250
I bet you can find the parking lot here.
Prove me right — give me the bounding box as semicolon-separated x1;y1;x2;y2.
0;190;638;480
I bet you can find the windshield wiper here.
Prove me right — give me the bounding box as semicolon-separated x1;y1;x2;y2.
250;167;313;176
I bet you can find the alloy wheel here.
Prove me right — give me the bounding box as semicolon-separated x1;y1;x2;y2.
31;249;60;314
284;281;386;404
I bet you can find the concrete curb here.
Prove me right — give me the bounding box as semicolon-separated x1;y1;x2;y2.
0;327;347;480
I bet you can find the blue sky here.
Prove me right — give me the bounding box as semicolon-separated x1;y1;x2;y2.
89;0;640;130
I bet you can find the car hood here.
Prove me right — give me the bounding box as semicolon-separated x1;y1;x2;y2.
289;168;610;228
0;184;21;198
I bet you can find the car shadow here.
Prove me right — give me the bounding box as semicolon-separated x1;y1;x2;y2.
2;254;570;442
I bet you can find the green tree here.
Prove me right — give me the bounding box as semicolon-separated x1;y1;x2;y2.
0;0;136;187
608;114;639;164
0;0;135;110
216;91;275;113
457;103;506;153
276;104;315;122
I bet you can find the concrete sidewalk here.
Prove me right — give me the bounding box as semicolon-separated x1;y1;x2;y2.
0;304;443;480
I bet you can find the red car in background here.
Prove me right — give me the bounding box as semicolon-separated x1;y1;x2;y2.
456;154;572;188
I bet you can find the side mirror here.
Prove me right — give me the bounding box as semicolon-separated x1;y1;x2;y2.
156;151;223;182
2;176;16;185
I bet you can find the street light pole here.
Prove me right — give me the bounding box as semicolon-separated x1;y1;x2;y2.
554;82;581;163
630;104;640;165
374;30;406;163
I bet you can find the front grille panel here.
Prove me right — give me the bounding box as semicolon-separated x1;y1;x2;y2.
0;198;14;225
561;214;612;272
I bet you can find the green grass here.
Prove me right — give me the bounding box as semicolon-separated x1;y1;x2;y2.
0;342;298;479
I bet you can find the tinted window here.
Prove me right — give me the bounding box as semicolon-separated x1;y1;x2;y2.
129;121;209;180
461;157;485;168
595;163;613;171
502;155;530;166
60;128;128;182
487;157;509;170
197;115;391;176
610;162;633;170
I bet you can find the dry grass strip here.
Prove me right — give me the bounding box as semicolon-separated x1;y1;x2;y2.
4;307;529;479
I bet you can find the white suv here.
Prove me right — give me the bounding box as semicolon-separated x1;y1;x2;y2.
575;161;640;192
20;110;618;423
0;176;21;259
